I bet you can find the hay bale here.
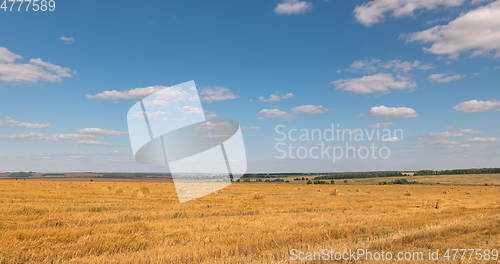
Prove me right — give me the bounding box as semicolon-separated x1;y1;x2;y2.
139;186;150;194
134;190;145;198
252;193;264;200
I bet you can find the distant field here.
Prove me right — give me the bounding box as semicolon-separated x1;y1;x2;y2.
344;174;500;186
0;180;498;263
242;174;500;186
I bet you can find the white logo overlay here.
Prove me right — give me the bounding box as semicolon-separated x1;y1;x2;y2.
127;81;247;202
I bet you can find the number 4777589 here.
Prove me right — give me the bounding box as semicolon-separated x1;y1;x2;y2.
1;0;56;12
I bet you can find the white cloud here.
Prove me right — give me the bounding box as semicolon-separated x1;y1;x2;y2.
258;108;292;120
59;36;75;44
408;1;500;58
180;105;203;115
381;59;434;72
370;122;393;128
453;99;500;112
349;58;382;72
0;60;72;83
429;129;481;138
428;73;465;83
381;136;401;142
465;137;498;143
274;0;312;15
459;128;482;135
76;128;128;136
243;126;261;130
200;87;239;102
332;73;415;94
259;93;294;102
86;85;169;100
259;94;280;102
370;105;419;118
429;139;459;145
354;0;465;26
76;140;119;146
0;47;73;83
0;133;94;141
130;110;185;122
348;58;432;73
0;47;22;63
0;130;119;146
0;117;51;128
292;105;328;114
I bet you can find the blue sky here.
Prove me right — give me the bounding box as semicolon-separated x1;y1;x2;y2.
0;0;499;173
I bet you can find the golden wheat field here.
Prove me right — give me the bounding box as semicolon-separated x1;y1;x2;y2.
0;180;498;264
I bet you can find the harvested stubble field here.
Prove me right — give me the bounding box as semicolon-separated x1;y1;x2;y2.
0;180;498;264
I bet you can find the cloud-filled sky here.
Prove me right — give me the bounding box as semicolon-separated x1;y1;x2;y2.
0;0;499;173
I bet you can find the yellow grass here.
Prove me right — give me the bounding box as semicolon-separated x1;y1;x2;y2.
0;180;498;263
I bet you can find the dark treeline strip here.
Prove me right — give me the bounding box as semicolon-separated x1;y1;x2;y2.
241;173;318;179
415;168;500;175
42;173;65;176
8;172;33;178
313;171;403;180
101;173;171;178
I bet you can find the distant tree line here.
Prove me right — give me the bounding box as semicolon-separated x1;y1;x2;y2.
415;168;500;176
241;173;315;179
42;173;65;177
313;171;403;180
101;173;171;178
378;178;420;185
8;172;32;178
237;178;287;183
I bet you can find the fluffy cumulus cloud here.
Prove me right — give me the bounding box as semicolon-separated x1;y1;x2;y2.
180;105;203;115
354;0;465;26
332;73;415;94
370;122;393;128
428;73;465;83
59;36;75;44
200;87;239;102
291;105;328;114
429;139;459;145
0;47;22;63
0;133;94;141
0;117;51;128
370;105;419;118
0;47;73;83
347;58;433;73
428;129;481;138
453;99;500;112
258;108;292;120
76;128;127;136
421;128;492;147
465;137;498;143
274;0;312;15
0;126;125;147
86;85;208;108
243;126;261;130
381;137;401;143
258;93;294;102
76;140;120;146
86;85;170;100
408;1;500;57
